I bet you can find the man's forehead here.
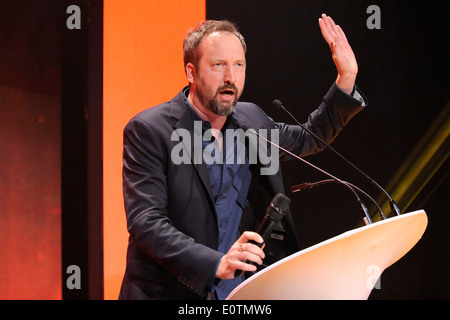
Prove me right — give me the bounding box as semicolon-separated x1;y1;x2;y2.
199;31;245;54
206;31;228;39
202;31;239;45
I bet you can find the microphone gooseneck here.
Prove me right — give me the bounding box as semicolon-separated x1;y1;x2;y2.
272;99;401;217
291;179;387;220
244;128;373;225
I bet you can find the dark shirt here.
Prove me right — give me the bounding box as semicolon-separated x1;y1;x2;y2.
183;88;252;299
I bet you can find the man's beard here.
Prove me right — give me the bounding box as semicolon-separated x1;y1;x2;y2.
197;83;240;117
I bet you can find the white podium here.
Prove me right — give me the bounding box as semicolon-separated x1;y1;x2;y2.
227;210;428;300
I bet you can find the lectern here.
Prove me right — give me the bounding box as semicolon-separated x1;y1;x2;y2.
227;210;427;300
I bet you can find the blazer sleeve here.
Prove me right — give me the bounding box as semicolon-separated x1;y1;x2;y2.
277;82;367;158
122;117;223;297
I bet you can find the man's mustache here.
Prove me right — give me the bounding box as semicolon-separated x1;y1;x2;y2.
217;83;239;95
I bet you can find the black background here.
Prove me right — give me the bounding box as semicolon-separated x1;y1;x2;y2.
207;0;449;299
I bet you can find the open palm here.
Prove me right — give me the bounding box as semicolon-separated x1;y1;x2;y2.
319;14;358;94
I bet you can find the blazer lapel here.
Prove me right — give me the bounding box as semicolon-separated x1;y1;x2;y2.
169;91;215;204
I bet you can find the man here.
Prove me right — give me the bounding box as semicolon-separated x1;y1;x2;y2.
119;14;367;300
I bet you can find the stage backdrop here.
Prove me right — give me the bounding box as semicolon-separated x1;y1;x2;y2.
103;0;205;299
104;0;449;299
0;1;62;299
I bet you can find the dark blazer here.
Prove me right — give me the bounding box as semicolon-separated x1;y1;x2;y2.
119;83;366;299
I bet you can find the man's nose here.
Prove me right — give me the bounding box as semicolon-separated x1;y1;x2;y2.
223;66;236;84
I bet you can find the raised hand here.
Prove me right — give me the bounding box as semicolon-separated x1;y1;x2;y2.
319;14;358;94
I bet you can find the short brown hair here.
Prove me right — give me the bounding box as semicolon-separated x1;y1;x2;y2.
183;20;247;71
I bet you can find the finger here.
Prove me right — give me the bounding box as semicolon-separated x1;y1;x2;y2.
239;241;265;260
336;25;348;42
319;15;339;51
326;16;349;45
319;15;334;44
240;249;264;266
326;15;339;34
322;14;338;34
234;259;258;273
226;247;262;270
220;255;257;279
239;231;264;245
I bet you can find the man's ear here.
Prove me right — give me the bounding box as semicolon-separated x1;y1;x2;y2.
185;63;196;85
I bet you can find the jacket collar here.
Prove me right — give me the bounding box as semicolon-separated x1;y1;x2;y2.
169;86;194;129
168;87;215;207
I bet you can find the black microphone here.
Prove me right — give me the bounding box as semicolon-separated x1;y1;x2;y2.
291;179;387;220
238;125;373;225
272;99;401;217
234;193;290;278
255;192;290;243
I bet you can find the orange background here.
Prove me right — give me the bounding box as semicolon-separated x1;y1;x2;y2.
103;0;205;299
0;3;62;299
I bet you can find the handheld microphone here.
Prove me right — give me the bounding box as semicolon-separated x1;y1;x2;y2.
255;192;290;242
272;99;401;217
234;193;290;278
240;125;373;225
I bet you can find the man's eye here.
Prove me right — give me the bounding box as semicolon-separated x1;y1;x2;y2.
212;63;226;71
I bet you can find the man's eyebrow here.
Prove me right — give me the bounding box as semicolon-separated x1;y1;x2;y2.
209;58;246;64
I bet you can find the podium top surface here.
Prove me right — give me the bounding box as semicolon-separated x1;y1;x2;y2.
227;210;428;300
